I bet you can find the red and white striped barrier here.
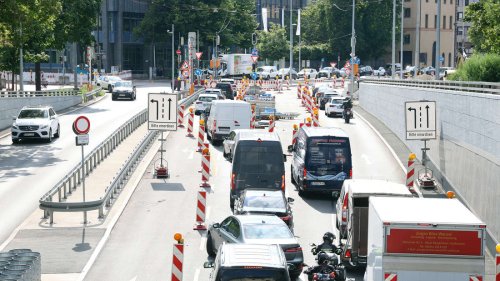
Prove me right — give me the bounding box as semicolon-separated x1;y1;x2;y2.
171;243;184;281
197;122;205;152
469;275;482;281
178;105;185;128
193;190;207;230
407;153;416;192
200;149;211;188
292;125;298;146
186;109;194;137
251;109;256;129
305;117;312;127
312;110;320;127
268;116;275;133
496;244;500;281
384;273;397;281
297;85;302;99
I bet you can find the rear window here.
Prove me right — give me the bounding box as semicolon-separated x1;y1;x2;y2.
199;96;216;102
243;224;293;239
219;268;288;281
233;142;284;174
243;195;286;209
330;99;343;104
306;138;351;169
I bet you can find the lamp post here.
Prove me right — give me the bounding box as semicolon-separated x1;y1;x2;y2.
435;0;441;79
289;0;293;70
400;0;404;79
391;0;396;79
167;24;175;92
350;0;356;95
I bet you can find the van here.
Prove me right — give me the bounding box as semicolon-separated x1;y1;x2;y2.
335;179;413;267
204;244;291;281
206;100;252;145
289;127;352;197
230;131;286;209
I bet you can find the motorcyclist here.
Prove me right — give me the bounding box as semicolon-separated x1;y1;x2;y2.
305;252;337;279
342;97;353;119
312;232;339;255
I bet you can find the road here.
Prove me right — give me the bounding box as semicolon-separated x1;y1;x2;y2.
84;84;405;280
0;83;171;245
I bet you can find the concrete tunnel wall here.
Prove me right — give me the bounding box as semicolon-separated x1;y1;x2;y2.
359;83;500;248
0;96;82;131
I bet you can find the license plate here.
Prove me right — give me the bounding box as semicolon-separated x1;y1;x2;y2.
119;94;125;96
24;133;34;136
218;127;230;131
311;182;325;186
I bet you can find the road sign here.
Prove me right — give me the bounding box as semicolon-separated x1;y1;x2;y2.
196;52;203;60
210;81;217;88
330;62;337;68
176;49;181;55
405;101;436;140
439;56;444;62
350;57;360;64
251;72;258;80
148;93;178;131
182;70;189;78
195;69;202;76
251;48;258;56
181;61;189;70
73;116;90;135
251;55;259;63
75;134;89;146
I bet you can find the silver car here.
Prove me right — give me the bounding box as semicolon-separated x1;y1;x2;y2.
11;106;60;143
222;129;252;161
206;215;304;278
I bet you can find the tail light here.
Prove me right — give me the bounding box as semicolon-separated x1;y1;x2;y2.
285;246;302;253
281;174;285;191
303;167;307;180
313;274;319;280
344;249;351;258
342;208;347;222
231;173;235;190
329;272;336;278
349;169;352;178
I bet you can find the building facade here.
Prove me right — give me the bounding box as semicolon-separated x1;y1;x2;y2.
257;0;309;29
455;0;478;57
397;0;456;68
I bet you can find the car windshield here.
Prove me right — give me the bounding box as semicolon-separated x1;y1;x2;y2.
18;109;48;119
115;81;132;87
109;76;121;81
243;223;293;239
330;99;343;104
199;96;216;102
306;137;351;172
243;194;286;209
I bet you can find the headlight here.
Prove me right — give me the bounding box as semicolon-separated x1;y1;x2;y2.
12;124;18;129
40;125;48;129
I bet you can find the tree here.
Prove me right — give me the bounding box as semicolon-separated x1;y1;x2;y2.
464;0;500;54
256;24;289;62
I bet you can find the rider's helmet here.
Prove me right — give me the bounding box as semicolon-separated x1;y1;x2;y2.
323;232;336;244
318;252;329;264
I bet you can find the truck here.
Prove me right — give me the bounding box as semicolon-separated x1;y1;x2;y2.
365;197;486;281
219;54;253;77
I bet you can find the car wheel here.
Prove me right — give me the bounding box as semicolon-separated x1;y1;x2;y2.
112;95;116;101
47;129;53;143
54;125;60;138
108;85;112;92
206;232;217;257
229;151;233;162
290;166;296;185
267;75;270;80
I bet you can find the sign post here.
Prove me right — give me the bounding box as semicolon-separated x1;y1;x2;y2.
405;100;436;167
73;116;91;224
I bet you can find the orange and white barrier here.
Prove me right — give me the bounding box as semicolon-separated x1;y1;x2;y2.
312;108;320;127
197;121;205;152
193;190;207;230
292;125;298;146
305;117;312;127
268;116;275;133
407;153;416;193
200;148;211;188
297;84;302;98
186;108;194;137
178;105;185;128
171;240;184;281
384;273;397;281
251;108;256;129
495;244;500;281
469;276;483;281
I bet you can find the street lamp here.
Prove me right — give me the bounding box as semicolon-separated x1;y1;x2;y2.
350;0;356;95
167;24;175;92
289;0;293;71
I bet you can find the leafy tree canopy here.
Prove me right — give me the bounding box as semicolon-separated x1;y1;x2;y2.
256;24;289;62
464;0;500;54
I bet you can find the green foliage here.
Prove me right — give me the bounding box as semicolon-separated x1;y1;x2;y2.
256;24;289;62
464;0;500;54
301;0;397;62
295;43;330;61
448;53;500;82
135;0;258;50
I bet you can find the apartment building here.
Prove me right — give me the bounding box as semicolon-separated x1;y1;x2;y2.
455;0;478;57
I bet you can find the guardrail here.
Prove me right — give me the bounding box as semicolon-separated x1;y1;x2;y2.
82;87;103;103
360;77;500;95
0;88;80;98
39;89;203;223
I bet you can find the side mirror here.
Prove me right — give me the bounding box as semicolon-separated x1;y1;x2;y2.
203;261;215;268
287;145;294;153
310;243;317;247
287;197;295;203
212;223;220;229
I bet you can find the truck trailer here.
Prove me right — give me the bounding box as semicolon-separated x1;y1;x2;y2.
219;54;253;77
365;197;486;281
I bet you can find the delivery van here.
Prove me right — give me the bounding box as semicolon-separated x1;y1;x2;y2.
206;100;251;145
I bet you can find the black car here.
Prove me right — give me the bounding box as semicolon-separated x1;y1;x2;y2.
216;82;234;100
233;189;294;230
112;81;136;100
358;66;373;76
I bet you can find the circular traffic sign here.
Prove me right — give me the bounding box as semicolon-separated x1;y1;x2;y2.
210;81;217;88
176;49;181;55
73;116;91;135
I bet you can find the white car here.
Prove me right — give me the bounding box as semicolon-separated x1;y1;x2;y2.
277;68;298;79
373;67;386;76
222;129;252;161
99;76;122;92
256;66;278;80
325;97;346;117
11;106;60;143
297;68;318;79
195;93;219;115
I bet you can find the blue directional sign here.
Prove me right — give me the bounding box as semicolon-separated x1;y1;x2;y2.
251;48;258;56
439;56;444;62
350;57;361;64
251;72;258;80
195;69;202;76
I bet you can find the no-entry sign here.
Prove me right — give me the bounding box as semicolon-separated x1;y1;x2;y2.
73;116;91;135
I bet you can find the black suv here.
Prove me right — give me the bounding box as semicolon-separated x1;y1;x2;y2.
216;82;234;100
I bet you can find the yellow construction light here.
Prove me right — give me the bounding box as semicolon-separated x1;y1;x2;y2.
409;153;416;161
306;117;312;122
446;191;456;199
293;124;298;130
202;148;210;155
189;107;194;113
199;119;205;125
173;233;183;243
496;244;500;254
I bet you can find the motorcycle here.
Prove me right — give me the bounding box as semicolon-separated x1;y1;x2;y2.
343;108;352;124
307;244;346;281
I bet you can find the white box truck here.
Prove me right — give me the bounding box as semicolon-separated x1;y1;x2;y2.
220;54;253;77
365;197;486;281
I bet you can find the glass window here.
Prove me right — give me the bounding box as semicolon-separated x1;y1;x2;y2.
465;0;469;5
449;16;453;29
443;16;446;29
243;224;293;239
49;109;56;116
243;195;286;209
226;219;240;238
457;12;463;20
198;96;216;102
404;8;411;18
404;34;411;44
18;109;47;119
434;15;437;28
306;138;351;171
425;14;429;28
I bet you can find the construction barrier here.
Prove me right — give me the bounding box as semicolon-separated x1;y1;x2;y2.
186;108;194;137
178;105;185;128
292;124;298;146
406;153;416;193
384;272;397;281
197;120;205;152
496;243;500;281
469;276;482;281
297;84;302;99
193;190;207;230
268;116;275;133
200;148;211;188
171;235;184;281
251;108;256;129
312;108;320;127
305;117;312;127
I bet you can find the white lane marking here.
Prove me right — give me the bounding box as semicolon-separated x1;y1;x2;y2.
361;153;373;165
200;236;207;251
193;268;201;281
128;276;137;281
188;151;194;160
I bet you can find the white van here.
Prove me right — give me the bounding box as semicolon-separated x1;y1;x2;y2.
206;100;252;145
335;179;413;267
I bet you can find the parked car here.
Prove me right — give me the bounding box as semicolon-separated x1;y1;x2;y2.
206;215;304;278
99;76;122;92
277;68;298;79
373;67;386;76
358;65;373;76
385;63;401;76
325;96;346;117
216;82;234;99
297;68;318;79
112;81;136;101
203;244;291;281
245;85;263;97
256;66;278;80
11;106;60;143
317;67;340;78
195;93;219;115
233;189;295;230
421;66;436;75
339;67;348;77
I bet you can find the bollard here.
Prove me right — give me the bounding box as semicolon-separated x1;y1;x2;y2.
186;108;194;137
250;107;256;129
406;153;416;193
197;120;205;152
172;233;184;281
496;244;500;281
312;107;320;127
178;105;185;128
268;115;275;133
305;117;312;127
292;124;299;146
193;190;207;230
200;148;211;188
